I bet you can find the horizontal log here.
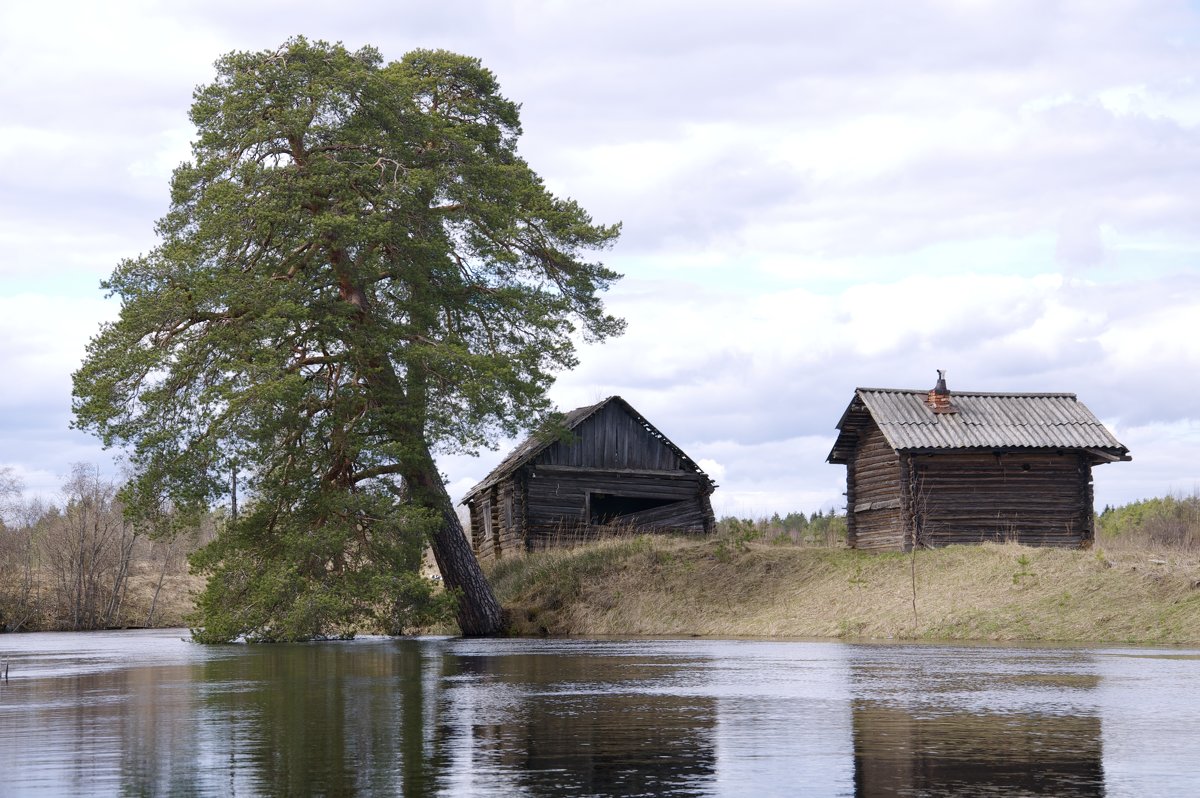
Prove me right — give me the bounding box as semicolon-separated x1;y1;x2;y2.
535;465;702;479
857;448;899;465
856;536;906;550
855;499;902;512
529;482;700;495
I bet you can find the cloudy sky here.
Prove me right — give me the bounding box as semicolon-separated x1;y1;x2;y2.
3;0;1200;516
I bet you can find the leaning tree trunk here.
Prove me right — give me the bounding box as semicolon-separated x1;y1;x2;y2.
404;450;504;636
335;246;504;636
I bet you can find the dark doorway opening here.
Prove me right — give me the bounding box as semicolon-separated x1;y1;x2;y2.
589;493;677;524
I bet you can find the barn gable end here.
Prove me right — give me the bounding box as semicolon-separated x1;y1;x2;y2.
536;400;687;472
828;376;1130;551
463;397;716;558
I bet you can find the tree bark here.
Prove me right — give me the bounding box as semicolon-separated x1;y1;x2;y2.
404;451;504;636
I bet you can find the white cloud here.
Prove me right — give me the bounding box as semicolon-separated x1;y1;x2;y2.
0;294;117;407
4;0;1200;518
696;458;726;483
1093;420;1200;508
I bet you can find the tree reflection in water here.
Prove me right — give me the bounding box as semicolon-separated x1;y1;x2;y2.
3;632;1199;796
188;639;718;796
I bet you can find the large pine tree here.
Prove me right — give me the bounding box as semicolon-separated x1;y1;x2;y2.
72;38;623;640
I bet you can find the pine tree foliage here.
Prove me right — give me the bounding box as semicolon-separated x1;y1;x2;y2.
72;38;623;641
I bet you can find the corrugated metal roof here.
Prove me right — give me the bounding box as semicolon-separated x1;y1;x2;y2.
461;396;710;502
828;388;1129;462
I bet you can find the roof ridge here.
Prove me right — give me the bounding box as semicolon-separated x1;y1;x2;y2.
831;388;1128;461
460;397;616;500
461;395;711;502
857;387;1078;398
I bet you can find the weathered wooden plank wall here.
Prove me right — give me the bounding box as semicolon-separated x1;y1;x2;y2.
849;423;905;551
538;402;685;471
839;417;1097;551
468;399;717;559
524;467;712;547
912;451;1093;548
468;481;528;561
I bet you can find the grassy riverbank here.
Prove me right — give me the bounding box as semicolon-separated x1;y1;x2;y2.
486;535;1200;644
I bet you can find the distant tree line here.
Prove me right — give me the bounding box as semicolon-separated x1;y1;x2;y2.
7;460;1193;635
1097;493;1200;551
0;465;213;632
715;509;848;547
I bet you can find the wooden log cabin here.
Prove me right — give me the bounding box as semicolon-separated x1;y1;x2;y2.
462;396;716;559
827;372;1130;551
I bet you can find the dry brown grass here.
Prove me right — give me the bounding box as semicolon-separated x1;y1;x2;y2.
122;563;205;628
3;559;204;631
487;535;1200;644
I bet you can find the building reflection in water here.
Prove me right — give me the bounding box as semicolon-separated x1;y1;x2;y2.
849;652;1105;797
433;645;718;796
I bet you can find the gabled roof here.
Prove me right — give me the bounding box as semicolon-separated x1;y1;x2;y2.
462;396;712;502
828;388;1130;464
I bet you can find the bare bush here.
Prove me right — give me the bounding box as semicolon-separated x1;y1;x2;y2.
0;465;217;631
0;465;20;524
41;464;140;630
0;468;43;631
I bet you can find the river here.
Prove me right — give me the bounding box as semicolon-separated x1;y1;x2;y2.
0;630;1197;796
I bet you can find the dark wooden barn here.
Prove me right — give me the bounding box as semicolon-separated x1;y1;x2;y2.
827;373;1130;551
462;396;716;559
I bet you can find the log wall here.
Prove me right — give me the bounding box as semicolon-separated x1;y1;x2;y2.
911;451;1094;548
848;423;904;551
839;417;1098;551
523;466;713;549
469;400;716;560
467;480;526;561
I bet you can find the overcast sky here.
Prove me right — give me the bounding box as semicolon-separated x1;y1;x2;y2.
3;0;1200;516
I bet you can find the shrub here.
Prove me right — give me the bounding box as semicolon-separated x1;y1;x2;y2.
1097;493;1200;551
715;508;847;547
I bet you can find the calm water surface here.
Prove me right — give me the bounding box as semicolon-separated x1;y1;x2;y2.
0;630;1197;796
